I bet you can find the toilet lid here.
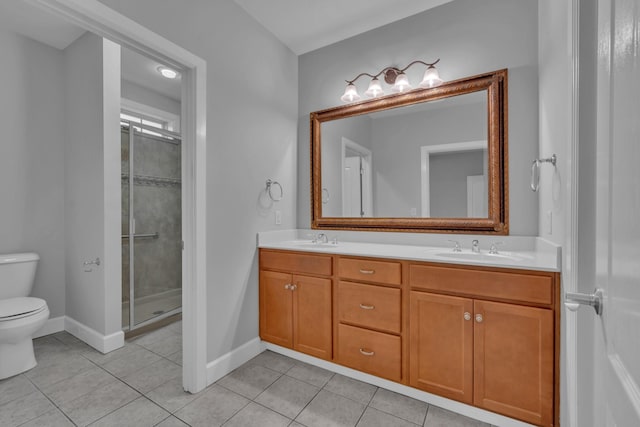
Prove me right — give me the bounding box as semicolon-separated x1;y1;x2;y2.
0;297;47;320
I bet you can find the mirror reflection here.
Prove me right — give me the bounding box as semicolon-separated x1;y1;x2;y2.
320;90;487;218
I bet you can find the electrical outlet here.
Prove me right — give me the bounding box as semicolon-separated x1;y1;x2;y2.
547;210;552;234
275;210;282;225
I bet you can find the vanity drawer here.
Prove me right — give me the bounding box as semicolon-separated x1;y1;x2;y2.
260;250;332;276
338;281;401;334
338;257;401;285
337;324;401;382
409;264;553;306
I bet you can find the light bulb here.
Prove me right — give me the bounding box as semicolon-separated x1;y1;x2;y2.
157;66;179;79
364;78;384;98
419;65;443;88
392;73;412;93
340;83;361;103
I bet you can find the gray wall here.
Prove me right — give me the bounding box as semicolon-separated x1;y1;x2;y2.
98;0;299;361
121;79;181;117
370;102;485;217
0;30;66;318
298;0;539;236
63;32;122;335
429;150;485;217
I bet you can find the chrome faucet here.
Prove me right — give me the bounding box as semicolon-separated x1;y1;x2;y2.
448;240;462;252
317;233;329;244
489;241;503;254
471;239;480;253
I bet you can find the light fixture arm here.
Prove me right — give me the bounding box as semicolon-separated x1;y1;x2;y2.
345;59;440;85
346;72;378;85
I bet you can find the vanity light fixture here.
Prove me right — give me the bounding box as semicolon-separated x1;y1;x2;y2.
340;59;442;103
157;66;179;79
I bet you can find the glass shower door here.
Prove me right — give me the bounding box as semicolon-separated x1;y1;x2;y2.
122;123;182;330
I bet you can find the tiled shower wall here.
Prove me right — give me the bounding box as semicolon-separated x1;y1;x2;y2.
121;128;182;302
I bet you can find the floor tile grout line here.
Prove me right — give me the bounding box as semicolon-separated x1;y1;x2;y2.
20;372;79;426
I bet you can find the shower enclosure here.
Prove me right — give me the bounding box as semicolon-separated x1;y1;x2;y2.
121;120;182;331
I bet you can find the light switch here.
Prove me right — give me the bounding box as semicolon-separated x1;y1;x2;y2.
275;210;282;225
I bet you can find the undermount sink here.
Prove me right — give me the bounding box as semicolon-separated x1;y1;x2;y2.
432;251;526;263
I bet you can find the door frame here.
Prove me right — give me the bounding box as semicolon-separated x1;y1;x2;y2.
33;0;208;393
420;140;486;217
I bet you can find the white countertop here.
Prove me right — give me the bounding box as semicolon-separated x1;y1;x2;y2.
257;230;562;272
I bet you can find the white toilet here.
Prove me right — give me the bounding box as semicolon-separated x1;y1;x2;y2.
0;253;49;379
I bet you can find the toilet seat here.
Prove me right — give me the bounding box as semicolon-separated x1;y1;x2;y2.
0;297;48;322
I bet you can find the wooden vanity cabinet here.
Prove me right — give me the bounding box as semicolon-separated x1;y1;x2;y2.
409;263;557;427
259;249;559;427
259;250;332;360
335;257;404;382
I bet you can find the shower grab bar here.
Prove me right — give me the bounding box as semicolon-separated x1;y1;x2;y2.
121;233;159;239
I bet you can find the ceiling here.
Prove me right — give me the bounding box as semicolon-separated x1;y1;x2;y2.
121;47;182;101
0;0;85;50
233;0;454;54
0;0;452;99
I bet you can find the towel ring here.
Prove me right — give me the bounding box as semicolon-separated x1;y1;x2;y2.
530;154;557;192
322;188;330;204
266;179;283;201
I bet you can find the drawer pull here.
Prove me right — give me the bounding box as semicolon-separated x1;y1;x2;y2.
359;269;375;274
359;348;375;356
464;312;471;321
359;304;375;310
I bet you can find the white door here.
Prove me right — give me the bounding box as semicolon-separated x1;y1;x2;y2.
587;0;640;424
466;175;486;217
343;156;361;216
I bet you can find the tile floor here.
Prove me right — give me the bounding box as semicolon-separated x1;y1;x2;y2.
1;322;495;427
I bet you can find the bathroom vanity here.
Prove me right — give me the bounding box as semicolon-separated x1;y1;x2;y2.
258;237;560;427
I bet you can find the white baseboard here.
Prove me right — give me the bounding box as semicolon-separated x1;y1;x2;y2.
64;316;124;354
33;316;65;338
265;343;535;427
206;338;265;385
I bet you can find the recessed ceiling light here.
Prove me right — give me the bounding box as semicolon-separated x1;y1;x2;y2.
157;66;179;79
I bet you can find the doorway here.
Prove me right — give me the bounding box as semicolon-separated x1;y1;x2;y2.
341;137;372;217
34;0;208;393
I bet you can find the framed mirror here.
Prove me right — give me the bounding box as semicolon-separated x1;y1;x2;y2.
311;69;508;234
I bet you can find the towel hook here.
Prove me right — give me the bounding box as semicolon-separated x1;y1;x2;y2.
265;179;283;201
530;154;557;192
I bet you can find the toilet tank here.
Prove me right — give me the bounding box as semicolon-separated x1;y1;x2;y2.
0;253;39;299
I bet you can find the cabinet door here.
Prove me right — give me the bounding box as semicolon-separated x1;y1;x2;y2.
293;274;332;360
474;300;553;426
259;270;293;348
409;292;473;404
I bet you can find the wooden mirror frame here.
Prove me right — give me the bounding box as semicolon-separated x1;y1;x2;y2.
311;69;508;234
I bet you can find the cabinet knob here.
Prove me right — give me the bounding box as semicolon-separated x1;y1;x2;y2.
284;284;291;290
359;348;375;356
359;304;375;310
464;312;471;321
290;284;297;291
475;314;484;323
359;269;375;274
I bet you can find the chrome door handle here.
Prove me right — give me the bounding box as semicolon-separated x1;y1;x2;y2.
565;289;603;315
